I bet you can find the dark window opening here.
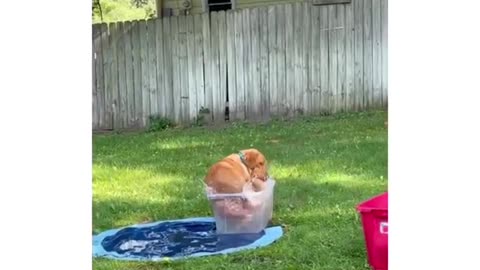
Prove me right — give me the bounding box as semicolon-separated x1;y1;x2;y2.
208;0;232;12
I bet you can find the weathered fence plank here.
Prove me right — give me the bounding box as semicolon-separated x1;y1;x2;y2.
311;6;321;115
186;15;197;121
202;13;213;122
285;4;294;118
354;0;364;111
93;59;98;130
267;6;277;116
302;2;311;115
99;27;107;129
363;0;373;108
92;26;99;130
337;5;346;113
293;3;303;116
162;18;174;119
250;8;261;121
194;14;205;114
147;20;158;118
110;23;122;128
124;21;135;128
234;10;245;121
218;11;228;123
381;0;388;107
276;5;287;117
139;20;150;126
178;16;190;123
155;19;165;118
243;9;254;120
319;6;329;114
328;5;338;113
102;23;113;129
345;3;355;111
171;16;181;123
226;10;237;121
93;25;105;129
210;12;222;123
131;21;143;127
372;0;382;108
259;7;269;121
117;22;128;128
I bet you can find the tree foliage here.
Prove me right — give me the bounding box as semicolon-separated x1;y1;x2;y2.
92;0;103;21
131;0;150;8
92;0;156;24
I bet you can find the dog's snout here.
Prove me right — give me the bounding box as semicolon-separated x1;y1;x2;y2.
255;174;267;181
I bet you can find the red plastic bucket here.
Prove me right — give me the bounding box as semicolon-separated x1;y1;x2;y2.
356;192;388;270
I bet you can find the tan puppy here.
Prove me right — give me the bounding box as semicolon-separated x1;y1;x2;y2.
204;149;269;221
204;148;268;194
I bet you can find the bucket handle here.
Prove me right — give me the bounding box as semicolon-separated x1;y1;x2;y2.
379;222;388;234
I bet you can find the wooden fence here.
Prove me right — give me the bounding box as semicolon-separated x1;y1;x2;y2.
92;0;387;130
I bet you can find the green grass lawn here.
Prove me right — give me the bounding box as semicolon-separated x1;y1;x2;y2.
93;111;388;270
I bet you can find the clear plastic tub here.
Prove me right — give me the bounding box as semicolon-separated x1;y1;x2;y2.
205;178;276;234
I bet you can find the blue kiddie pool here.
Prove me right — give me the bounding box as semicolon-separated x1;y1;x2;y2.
93;179;282;261
93;217;283;261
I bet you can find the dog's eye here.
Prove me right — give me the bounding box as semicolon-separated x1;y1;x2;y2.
259;162;264;166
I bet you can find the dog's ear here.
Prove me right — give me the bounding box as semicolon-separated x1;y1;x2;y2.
243;149;259;168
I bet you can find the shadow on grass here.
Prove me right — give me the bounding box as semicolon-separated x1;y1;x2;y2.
93;178;386;234
93;111;387;181
93;138;387;184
